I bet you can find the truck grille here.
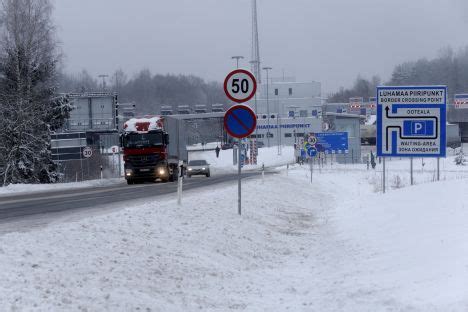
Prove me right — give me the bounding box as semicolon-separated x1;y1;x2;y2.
127;154;159;167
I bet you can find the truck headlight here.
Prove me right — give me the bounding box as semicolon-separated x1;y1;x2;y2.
202;168;206;170
188;168;192;171
158;168;166;175
125;169;133;176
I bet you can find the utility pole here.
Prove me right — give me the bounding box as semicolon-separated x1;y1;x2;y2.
251;0;262;83
250;60;260;141
263;66;272;148
231;56;244;69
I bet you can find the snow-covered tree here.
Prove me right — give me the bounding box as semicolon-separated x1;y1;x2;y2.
0;0;70;186
454;149;466;166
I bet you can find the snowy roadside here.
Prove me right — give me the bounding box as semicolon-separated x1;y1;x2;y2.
0;178;123;197
0;146;292;197
0;164;467;310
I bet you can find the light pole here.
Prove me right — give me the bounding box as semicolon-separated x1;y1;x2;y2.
263;66;272;148
231;56;244;69
249;60;260;138
276;90;282;155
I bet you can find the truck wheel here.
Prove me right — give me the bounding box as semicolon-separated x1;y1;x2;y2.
127;179;134;185
206;172;210;178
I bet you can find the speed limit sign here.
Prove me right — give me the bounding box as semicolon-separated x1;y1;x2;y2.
223;69;257;103
82;146;93;158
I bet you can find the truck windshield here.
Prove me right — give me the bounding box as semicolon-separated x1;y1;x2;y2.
123;133;163;148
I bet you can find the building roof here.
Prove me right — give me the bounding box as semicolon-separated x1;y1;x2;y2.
325;112;366;119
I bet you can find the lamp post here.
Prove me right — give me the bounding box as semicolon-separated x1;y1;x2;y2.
231;56;244;69
263;66;272;148
276;91;282;155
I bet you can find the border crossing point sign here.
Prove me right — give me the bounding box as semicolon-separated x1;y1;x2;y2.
377;86;446;158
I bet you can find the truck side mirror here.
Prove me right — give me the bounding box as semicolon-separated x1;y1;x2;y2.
119;134;123;147
164;133;170;145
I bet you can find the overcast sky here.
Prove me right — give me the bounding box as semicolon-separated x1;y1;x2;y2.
54;0;468;94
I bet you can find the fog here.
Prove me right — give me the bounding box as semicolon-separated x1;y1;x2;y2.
54;0;468;93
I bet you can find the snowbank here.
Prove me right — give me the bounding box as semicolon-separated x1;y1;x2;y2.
0;178;122;197
0;162;467;310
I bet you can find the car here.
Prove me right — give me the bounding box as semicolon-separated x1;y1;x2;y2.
187;159;210;177
221;143;233;150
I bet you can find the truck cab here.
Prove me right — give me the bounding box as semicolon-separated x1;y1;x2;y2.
121;117;179;184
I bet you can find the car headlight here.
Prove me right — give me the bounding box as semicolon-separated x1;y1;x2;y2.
125;169;133;176
202;168;206;170
188;168;192;171
158;168;166;175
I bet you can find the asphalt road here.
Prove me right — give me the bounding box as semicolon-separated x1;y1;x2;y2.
0;171;265;223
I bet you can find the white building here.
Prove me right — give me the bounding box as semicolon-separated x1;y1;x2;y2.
247;79;322;118
251;116;322;147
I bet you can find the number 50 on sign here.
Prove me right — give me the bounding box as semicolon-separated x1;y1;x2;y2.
223;69;257;103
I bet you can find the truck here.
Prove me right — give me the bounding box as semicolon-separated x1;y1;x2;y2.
121;116;188;184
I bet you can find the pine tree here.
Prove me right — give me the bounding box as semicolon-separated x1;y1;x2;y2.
0;0;70;186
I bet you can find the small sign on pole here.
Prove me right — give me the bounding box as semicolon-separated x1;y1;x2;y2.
223;69;257;216
82;146;93;158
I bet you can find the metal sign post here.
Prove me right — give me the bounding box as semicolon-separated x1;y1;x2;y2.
177;160;184;206
310;158;313;184
224;106;257;215
237;139;242;215
410;158;414;185
437;157;440;181
383;158;386;193
223;70;257;216
82;146;93;181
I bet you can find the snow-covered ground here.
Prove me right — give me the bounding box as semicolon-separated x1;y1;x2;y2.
0;158;467;310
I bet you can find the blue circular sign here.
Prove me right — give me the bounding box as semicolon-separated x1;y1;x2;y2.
224;105;257;139
307;146;317;157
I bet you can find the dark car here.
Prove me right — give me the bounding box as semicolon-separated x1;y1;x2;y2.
187;160;210;177
221;143;233;150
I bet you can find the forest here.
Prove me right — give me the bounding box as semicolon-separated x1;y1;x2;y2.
328;47;468;103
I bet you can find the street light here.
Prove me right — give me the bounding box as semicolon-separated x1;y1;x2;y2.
276;89;282;155
231;56;244;69
263;66;272;148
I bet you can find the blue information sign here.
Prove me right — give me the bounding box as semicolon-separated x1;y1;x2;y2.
315;132;349;154
224;105;257;139
377;86;447;158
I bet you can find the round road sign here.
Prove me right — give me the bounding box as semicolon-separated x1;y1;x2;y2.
308;135;317;146
224;105;257;139
82;146;93;158
307;146;317;157
223;69;257;103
